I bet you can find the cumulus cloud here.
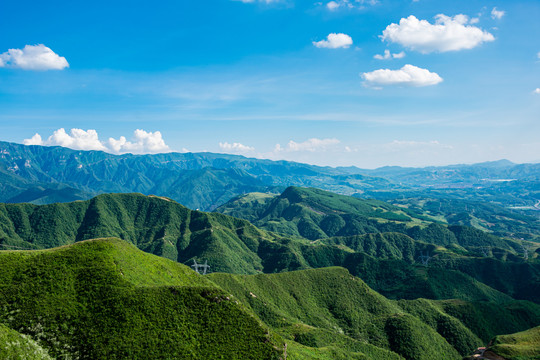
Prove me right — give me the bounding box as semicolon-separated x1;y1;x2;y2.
537;51;540;60
23;133;43;146
362;64;442;87
275;138;340;152
326;1;340;10
219;142;255;154
373;49;406;60
325;0;377;11
0;44;69;70
491;7;505;20
381;14;495;53
23;128;171;154
107;129;170;154
534;88;540;94
313;33;353;49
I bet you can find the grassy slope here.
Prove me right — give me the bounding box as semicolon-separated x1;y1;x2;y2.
210;268;540;359
216;187;524;253
0;238;282;360
0;324;53;360
1;192;533;305
0;193;287;274
217;187;423;241
210;267;463;360
488;326;540;360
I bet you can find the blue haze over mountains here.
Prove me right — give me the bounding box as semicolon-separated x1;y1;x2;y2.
0;141;539;212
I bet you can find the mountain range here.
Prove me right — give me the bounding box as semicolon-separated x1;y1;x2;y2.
1;142;540;359
1;141;539;211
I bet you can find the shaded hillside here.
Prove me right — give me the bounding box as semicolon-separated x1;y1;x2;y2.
0;141;393;210
1;192;539;304
0;238;283;360
486;325;540;360
386;197;540;241
216;187;525;254
216;186;431;240
210;267;540;359
0;192;294;274
210;267;461;360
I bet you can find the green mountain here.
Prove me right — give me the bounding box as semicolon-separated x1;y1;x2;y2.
380;196;540;241
209;267;540;360
0;238;283;360
216;186;433;240
1;191;539;304
2;141;539;216
216;187;525;252
0;141;393;210
0;192;291;274
3;240;539;360
484;325;540;360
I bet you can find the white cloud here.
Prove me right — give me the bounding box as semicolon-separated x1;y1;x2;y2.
373;49;406;60
534;88;540;94
491;7;505;20
23;128;171;154
107;129;170;154
324;0;377;10
23;133;43;146
47;128;107;151
219;142;255;154
362;64;443;87
275;138;340;152
313;33;353;49
381;14;495;53
326;1;340;10
537;52;540;60
0;44;69;70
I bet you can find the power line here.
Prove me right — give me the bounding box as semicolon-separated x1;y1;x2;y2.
191;259;210;275
417;251;432;266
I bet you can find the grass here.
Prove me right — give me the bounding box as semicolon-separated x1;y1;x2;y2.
0;324;53;360
488;326;540;360
0;238;283;359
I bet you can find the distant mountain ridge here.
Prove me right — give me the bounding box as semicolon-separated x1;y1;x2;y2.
0;141;393;210
2;141;539;210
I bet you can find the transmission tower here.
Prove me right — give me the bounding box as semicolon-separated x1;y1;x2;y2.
417;251;432;266
191;259;210;275
521;243;533;261
479;246;491;257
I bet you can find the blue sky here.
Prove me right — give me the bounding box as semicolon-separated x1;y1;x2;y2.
0;0;539;168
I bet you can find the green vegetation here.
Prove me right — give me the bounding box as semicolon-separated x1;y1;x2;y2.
2;239;539;360
1;191;538;305
210;267;460;360
488;326;540;360
389;197;540;241
210;267;540;359
216;187;525;255
216;186;428;240
0;238;282;359
0;324;53;360
0;140;394;210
